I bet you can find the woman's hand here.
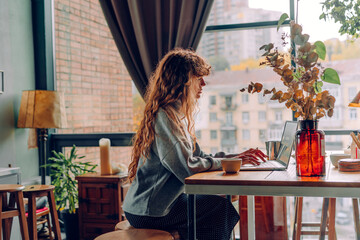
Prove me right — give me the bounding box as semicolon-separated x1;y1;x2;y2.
231;148;268;166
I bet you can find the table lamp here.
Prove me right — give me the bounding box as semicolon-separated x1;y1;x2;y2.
349;91;360;107
17;90;67;184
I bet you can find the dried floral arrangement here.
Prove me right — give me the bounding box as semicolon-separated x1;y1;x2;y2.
240;14;341;120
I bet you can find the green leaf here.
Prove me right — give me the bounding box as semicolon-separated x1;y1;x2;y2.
277;13;289;31
323;68;341;85
314;41;326;60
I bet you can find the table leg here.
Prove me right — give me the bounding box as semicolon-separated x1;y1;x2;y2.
319;198;330;240
187;194;196;240
247;195;255;240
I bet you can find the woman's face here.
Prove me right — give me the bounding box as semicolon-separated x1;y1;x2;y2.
191;76;206;99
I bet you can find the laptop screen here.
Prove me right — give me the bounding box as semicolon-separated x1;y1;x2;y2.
276;121;298;166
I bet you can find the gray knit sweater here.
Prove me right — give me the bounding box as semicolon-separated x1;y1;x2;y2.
122;108;225;217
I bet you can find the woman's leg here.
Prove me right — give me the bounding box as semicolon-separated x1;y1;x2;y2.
125;194;239;240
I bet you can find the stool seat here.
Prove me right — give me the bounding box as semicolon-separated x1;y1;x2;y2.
23;185;61;240
0;184;25;192
0;184;29;240
95;229;175;240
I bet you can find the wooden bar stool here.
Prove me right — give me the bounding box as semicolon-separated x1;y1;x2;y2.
95;229;175;240
23;185;61;240
0;184;29;240
293;197;336;240
115;220;180;240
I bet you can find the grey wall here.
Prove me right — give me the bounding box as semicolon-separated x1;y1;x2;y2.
0;0;39;181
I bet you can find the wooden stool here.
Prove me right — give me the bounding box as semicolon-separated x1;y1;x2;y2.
115;220;180;240
293;197;336;240
95;229;175;240
25;207;53;240
23;185;61;240
0;184;29;240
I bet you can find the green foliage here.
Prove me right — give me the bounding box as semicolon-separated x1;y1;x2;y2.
322;68;341;85
320;0;360;38
314;41;327;60
45;145;97;214
208;55;230;71
277;13;289;31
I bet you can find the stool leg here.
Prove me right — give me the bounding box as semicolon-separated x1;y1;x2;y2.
352;198;360;240
16;191;29;240
46;214;54;240
3;193;16;240
0;194;3;240
295;197;303;240
328;198;336;240
27;195;37;240
48;190;61;240
319;198;330;240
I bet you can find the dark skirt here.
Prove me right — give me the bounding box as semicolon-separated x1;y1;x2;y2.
125;194;239;240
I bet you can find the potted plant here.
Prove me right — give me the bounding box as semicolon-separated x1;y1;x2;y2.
46;145;97;240
240;14;341;177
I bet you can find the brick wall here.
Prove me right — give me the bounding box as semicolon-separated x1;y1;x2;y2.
54;0;133;168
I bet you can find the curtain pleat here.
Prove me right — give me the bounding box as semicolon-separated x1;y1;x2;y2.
100;0;214;97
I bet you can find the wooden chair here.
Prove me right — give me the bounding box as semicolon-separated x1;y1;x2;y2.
0;184;29;240
25;207;53;240
293;197;336;240
22;185;61;240
114;220;180;240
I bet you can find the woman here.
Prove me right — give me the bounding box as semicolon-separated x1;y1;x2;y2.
123;48;266;240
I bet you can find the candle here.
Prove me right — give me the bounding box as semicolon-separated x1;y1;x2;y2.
99;138;111;175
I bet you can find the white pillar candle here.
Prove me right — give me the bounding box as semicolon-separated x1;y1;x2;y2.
99;138;112;175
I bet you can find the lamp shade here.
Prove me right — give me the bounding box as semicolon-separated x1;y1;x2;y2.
17;90;67;129
349;91;360;108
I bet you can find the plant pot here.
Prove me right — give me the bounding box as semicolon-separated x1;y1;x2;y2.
59;209;79;240
295;120;326;176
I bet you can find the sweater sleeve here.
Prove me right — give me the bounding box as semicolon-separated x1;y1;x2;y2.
154;110;222;183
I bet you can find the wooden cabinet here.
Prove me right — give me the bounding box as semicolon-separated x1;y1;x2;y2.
76;173;128;240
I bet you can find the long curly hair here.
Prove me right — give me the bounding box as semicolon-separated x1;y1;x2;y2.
128;48;211;183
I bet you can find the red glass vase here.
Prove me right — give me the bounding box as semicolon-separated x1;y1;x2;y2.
295;120;326;177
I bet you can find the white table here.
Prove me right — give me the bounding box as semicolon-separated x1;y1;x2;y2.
185;161;360;240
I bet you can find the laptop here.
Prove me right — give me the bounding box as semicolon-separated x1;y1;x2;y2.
241;121;298;171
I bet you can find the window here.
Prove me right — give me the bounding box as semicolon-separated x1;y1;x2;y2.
259;129;266;141
209;112;217;122
225;96;232;108
196;130;201;139
258;94;266;104
242;94;249;103
275;111;282;121
349;109;357;120
242;129;250;140
210;130;217;139
258;111;266;121
226;112;233;125
210;147;218;154
210;95;216;105
242;112;249;123
349;87;357;102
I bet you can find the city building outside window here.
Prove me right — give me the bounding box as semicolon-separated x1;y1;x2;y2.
349;87;357;102
210;130;217;139
210;147;219;154
275;111;282;122
349;109;357;120
242;129;250;140
226;112;233;125
242;94;249;104
225;96;232;108
242;112;249;124
258;111;266;122
210;95;216;105
259;129;266;141
196;130;202;140
209;112;217;122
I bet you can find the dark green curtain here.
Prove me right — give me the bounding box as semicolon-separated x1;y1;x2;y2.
99;0;214;97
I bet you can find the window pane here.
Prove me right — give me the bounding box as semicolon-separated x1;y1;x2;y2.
208;0;290;25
